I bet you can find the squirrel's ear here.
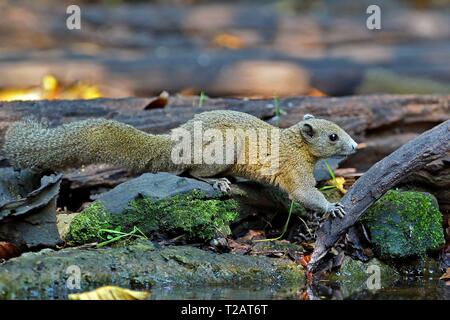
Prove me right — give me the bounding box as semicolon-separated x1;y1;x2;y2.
300;123;315;138
303;114;315;120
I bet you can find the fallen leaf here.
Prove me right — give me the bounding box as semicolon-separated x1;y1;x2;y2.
0;74;101;101
440;268;450;281
0;242;20;260
68;286;150;300
237;230;265;243
297;254;311;267
307;88;327;97
227;239;251;254
212;33;244;49
144;91;169;110
297;289;309;300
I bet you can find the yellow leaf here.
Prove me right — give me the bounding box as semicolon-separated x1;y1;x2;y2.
0;88;42;101
42;74;58;92
68;286;150;300
325;176;347;195
212;33;244;49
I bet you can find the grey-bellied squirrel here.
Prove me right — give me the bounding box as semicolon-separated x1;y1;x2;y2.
3;110;357;218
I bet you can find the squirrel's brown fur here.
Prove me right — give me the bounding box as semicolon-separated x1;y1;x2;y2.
3;110;357;217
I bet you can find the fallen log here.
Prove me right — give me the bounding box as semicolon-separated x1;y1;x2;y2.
308;120;450;272
2;2;449;51
1;95;448;181
1;2;449;97
1;48;449;97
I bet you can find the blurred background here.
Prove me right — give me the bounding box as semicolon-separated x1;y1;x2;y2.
0;0;449;100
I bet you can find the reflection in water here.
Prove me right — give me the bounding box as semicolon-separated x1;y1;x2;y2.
149;286;300;300
148;279;449;300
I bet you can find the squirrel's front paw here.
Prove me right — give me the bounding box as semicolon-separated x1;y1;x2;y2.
327;202;346;218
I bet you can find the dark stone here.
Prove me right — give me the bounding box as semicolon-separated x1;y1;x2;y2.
92;172;218;215
0;168;63;249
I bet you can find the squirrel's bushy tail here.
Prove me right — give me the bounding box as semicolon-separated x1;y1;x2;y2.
3;118;176;173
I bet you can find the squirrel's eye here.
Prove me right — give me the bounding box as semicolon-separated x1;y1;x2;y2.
329;133;338;141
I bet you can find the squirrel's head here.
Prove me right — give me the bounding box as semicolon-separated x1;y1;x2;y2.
296;114;358;159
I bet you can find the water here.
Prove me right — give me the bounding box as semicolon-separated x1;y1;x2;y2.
148;278;449;300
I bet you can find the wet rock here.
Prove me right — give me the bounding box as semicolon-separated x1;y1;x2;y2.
362;190;445;259
0;240;305;299
0;168;63;249
330;256;400;297
396;256;445;278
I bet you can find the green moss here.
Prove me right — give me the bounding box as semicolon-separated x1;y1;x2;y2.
66;202;112;244
67;190;239;245
128;190;238;239
333;257;398;283
363;190;445;259
330;256;400;297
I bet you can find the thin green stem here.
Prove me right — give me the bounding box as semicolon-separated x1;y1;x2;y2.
199;91;205;108
254;200;294;242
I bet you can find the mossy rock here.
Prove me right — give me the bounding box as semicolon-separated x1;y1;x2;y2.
0;240;305;299
333;256;399;284
363;190;445;259
330;256;400;297
67;190;238;245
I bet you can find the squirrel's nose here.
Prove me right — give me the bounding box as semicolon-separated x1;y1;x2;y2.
351;142;358;152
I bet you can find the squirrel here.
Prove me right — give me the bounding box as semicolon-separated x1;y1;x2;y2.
3;110;357;218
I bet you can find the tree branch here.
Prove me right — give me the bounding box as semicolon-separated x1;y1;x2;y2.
308;120;450;272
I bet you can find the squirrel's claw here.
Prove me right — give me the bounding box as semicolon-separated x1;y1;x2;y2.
335;202;345;209
328;202;346;219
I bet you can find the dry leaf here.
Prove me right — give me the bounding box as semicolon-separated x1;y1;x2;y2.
0;74;101;101
237;230;265;242
68;286;150;300
307;88;327;97
0;242;20;260
297;289;309;300
212;33;244;49
440;268;450;281
227;239;251;254
144;91;169;110
297;254;311;267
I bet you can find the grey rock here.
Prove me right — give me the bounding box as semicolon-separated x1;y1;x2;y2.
93;172;219;214
0;168;62;248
